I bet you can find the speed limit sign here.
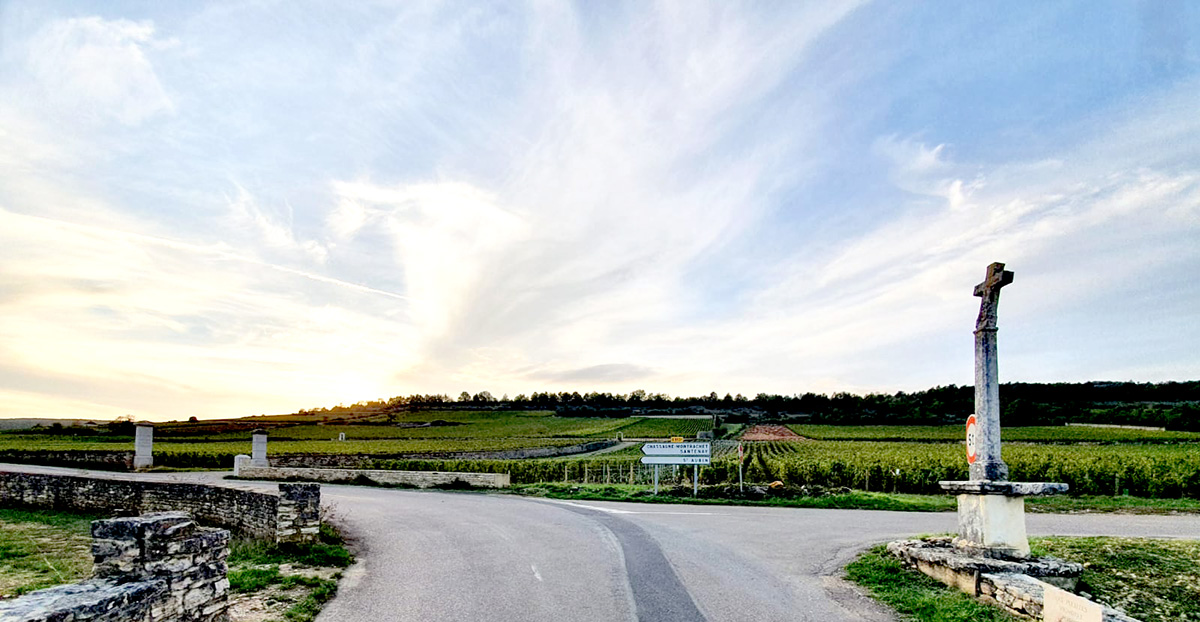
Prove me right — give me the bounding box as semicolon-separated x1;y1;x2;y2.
965;415;978;464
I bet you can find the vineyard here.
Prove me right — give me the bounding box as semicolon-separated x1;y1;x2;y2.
344;438;1200;499
4;415;1199;498
612;418;713;438
0;411;716;470
709;441;1200;498
789;424;1200;443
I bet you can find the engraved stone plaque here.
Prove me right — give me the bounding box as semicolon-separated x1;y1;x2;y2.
1043;583;1102;622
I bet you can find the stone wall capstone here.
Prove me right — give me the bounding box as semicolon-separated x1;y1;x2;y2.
238;465;511;489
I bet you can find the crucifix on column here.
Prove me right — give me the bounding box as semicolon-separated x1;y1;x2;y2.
971;262;1013;482
940;262;1067;559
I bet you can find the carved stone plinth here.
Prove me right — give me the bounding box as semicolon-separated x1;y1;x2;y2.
940;480;1069;559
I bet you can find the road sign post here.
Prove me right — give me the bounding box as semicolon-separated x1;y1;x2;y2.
642;442;711;497
738;442;744;493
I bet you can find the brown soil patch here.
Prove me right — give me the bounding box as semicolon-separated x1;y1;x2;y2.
228;565;341;622
741;425;810;441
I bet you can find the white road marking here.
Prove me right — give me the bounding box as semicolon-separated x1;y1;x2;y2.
547;500;724;516
531;564;543;582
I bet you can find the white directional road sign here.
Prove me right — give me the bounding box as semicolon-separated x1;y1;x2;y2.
640;455;711;465
641;442;711;456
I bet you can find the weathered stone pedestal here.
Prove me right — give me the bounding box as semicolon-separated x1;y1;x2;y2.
939;480;1069;559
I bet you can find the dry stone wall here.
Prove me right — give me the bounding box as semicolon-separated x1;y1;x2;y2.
0;449;133;471
238;465;511;488
889;538;1141;621
0;513;229;622
0;471;319;543
267;440;618;469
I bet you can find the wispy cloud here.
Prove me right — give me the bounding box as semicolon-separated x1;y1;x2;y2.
20;16;175;125
0;3;1196;419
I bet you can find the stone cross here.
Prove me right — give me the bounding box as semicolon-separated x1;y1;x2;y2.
971;262;1013;481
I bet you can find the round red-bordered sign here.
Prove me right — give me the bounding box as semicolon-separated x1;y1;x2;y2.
965;415;978;464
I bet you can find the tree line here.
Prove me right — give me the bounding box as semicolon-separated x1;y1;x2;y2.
297;381;1199;430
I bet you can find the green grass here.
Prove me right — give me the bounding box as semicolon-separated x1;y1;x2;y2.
848;538;1200;622
228;536;353;569
501;484;1200;514
1026;494;1200;514
845;545;1021;621
228;566;281;593
1030;537;1200;622
281;576;339;622
0;508;98;597
507;483;959;512
226;523;353;622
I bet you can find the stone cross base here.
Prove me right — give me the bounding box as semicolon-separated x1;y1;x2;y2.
940;480;1068;559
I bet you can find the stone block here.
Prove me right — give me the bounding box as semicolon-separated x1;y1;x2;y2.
232;455;250;477
954;493;1030;558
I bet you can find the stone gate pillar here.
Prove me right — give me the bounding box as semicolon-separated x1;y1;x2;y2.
250;429;269;468
134;424;154;469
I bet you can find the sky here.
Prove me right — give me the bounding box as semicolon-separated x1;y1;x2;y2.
1;1;1198;421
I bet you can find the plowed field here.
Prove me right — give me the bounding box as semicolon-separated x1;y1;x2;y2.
741;424;809;441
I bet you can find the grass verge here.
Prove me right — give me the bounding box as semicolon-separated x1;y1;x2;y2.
504;483;1200;514
231;472;1200;514
506;483;957;511
1025;495;1200;514
1030;537;1200;622
845;545;1020;621
0;508;98;598
847;538;1200;622
226;522;353;622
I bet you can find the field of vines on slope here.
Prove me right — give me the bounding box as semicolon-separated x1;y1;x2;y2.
0;435;587;469
5;423;1196;498
611;418;713;438
368;439;1200;498
788;424;1200;443
156;411;631;441
704;441;1200;498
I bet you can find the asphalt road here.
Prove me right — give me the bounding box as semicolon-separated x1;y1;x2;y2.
4;464;1198;622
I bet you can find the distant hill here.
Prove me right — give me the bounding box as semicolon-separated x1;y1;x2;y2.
0;418;103;430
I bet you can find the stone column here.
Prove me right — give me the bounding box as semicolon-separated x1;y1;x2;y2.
134;424;154;469
275;483;321;543
250;429;269;467
970;262;1011;482
941;263;1068;559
